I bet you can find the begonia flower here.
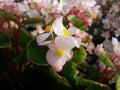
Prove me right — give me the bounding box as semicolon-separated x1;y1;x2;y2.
46;36;75;72
52;16;81;48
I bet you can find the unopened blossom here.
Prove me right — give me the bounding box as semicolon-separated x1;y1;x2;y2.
31;25;45;37
46;36;75;72
94;44;106;55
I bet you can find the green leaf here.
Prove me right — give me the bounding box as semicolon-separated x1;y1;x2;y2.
85;84;111;90
98;54;115;68
79;63;97;72
68;15;88;31
77;77;111;90
18;28;32;46
79;25;88;31
68;15;82;28
27;40;48;65
0;10;17;21
23;18;44;25
116;11;120;17
17;48;27;64
0;32;11;48
72;46;87;64
116;74;120;90
61;62;78;86
21;66;72;90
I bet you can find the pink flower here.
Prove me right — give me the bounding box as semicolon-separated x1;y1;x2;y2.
52;16;81;48
46;36;75;72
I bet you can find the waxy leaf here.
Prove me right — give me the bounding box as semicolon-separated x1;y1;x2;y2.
27;40;48;65
0;10;17;21
23;18;44;24
61;62;78;86
21;66;72;90
18;28;32;46
0;32;11;48
68;15;88;31
98;54;115;68
85;84;111;90
72;46;87;64
77;77;111;90
17;48;27;64
116;74;120;90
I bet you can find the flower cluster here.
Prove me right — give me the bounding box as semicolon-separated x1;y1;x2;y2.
0;0;100;72
1;0;120;89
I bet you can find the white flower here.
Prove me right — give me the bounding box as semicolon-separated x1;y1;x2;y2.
52;16;81;48
46;36;74;72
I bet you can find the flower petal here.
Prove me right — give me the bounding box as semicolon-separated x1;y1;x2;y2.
55;36;75;50
36;33;50;44
112;37;119;46
46;49;68;72
68;27;77;35
52;16;66;36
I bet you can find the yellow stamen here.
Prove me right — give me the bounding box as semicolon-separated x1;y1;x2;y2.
45;7;51;12
118;43;120;47
63;29;70;36
93;12;97;19
45;25;52;32
56;49;64;56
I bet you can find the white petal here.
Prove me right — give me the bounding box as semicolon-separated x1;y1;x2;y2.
52;16;66;35
112;37;119;46
17;3;30;12
55;36;75;50
37;41;52;46
26;10;40;18
71;37;81;48
36;33;50;44
46;49;68;72
68;27;77;35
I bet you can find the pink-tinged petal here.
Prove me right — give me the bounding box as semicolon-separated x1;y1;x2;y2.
66;50;73;61
26;9;40;18
46;49;68;72
55;36;75;50
47;42;57;51
37;41;52;46
70;37;81;48
17;3;29;12
36;33;50;44
68;27;77;35
52;16;66;35
112;37;119;46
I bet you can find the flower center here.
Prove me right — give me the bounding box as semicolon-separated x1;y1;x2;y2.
45;7;51;12
93;12;97;19
63;29;70;36
118;43;120;48
45;25;52;32
56;49;64;56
